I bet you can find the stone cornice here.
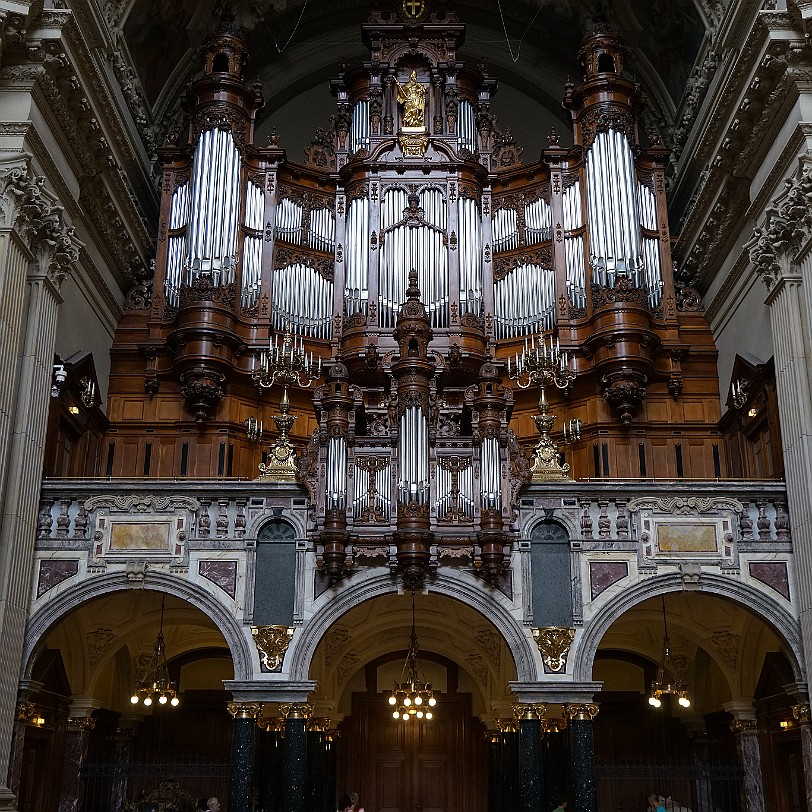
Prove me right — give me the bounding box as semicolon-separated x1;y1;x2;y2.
676;17;812;288
1;7;155;284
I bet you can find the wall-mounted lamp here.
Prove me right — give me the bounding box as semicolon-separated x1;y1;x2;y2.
80;378;96;408
51;364;67;398
731;378;748;410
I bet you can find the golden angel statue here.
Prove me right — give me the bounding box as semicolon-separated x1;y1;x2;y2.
396;70;426;130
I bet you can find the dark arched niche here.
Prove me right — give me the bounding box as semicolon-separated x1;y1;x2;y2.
254;518;296;625
529;521;573;626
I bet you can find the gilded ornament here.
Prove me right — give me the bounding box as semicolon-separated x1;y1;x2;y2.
512;703;547;720
532;627;575;672
227;702;262;719
279;702;314;720
793;704;811;724
564;703;599;721
252;625;295;671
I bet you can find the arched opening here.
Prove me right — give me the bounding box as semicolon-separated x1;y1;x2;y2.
591;592;800;812
17;589;235;811
305;591;519;812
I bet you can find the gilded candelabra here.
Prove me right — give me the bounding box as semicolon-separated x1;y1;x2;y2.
252;327;321;481
508;333;579;481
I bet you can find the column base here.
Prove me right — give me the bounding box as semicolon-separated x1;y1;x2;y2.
0;784;17;810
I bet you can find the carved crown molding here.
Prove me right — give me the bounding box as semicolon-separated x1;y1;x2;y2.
626;495;743;514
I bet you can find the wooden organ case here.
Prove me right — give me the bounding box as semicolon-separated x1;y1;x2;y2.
107;5;722;586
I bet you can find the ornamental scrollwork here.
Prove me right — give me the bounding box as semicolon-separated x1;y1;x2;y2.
84;494;201;513
252;625;294;672
532;627;575;673
626;496;743;515
494;249;553;282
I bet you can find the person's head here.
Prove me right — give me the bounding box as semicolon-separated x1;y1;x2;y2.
338;794;353;812
648;795;660;808
207;798;220;812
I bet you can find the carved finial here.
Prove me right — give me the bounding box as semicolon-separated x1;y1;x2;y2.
547;128;560;147
268;127;279;146
406;269;420;299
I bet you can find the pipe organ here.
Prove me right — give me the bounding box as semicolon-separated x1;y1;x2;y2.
110;4;721;586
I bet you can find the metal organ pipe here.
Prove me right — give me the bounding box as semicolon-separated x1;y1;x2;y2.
524;198;552;244
241;180;264;308
585;129;643;288
379;188;448;329
492;207;519;253
186;127;241;285
637;182;663;307
494;264;555;339
348;99;370;154
309;207;336;253
458;197;482;314
457;100;477;152
344;197;369;316
481;436;501;510
563;181;586;310
164;182;190;308
327;436;347;511
275;198;303;244
398;406;429;505
272;263;334;339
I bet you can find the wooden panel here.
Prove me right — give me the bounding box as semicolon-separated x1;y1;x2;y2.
343;690;484;812
121;398;145;420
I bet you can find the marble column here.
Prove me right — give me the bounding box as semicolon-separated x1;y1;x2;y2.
7;681;43;799
324;728;337;812
728;714;765;812
516;704;544;812
306;720;329;812
542;718;569;809
792;703;812;812
228;702;261;812
257;719;284;812
499;721;519;812
0;155;78;811
487;730;502;812
109;718;140;812
58;715;96;812
565;703;599;812
686;724;713;812
281;703;312;812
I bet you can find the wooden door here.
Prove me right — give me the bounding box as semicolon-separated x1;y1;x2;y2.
342;692;485;812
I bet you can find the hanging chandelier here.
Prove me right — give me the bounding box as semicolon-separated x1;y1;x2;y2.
649;596;690;709
130;595;180;708
388;592;437;721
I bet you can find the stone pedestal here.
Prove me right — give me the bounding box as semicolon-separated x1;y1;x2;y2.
566;704;598;812
228;703;261;812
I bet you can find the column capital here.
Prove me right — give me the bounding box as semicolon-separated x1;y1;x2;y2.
512;703;546;720
564;703;599;721
279;702;314;720
227;701;262;719
730;718;759;734
793;703;811;724
67;717;96;731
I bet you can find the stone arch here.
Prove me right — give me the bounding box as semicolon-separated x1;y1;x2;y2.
572;573;805;684
22;571;252;682
287;569;536;682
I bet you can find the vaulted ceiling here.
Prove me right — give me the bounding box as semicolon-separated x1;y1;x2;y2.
119;0;709;160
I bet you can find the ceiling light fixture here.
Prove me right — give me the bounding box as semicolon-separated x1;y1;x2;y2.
649;596;690;709
388;591;437;721
130;595;180;708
